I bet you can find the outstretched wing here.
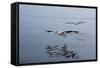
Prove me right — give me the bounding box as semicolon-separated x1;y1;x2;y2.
66;22;75;24
45;29;54;33
64;31;79;34
75;22;86;25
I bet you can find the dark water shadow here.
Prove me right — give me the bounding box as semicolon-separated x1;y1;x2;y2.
46;44;80;59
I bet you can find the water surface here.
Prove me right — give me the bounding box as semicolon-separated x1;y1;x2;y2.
19;4;96;64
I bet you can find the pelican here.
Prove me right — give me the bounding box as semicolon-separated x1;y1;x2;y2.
45;30;79;38
66;22;86;25
75;22;86;25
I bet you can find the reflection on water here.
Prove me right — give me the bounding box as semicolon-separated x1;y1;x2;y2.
46;44;80;59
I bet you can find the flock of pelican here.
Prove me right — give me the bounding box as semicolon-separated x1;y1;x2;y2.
45;21;86;59
45;21;86;39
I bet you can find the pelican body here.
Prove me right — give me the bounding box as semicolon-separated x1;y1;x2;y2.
45;30;79;38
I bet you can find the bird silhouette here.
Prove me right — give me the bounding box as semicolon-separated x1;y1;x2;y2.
66;22;86;25
45;30;79;38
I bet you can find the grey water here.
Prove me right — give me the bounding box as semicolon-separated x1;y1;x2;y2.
19;5;96;64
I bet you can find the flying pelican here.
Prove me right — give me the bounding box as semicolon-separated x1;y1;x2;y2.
66;22;86;25
45;30;79;38
75;22;87;25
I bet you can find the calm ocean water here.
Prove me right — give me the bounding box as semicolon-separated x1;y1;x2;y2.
19;5;96;64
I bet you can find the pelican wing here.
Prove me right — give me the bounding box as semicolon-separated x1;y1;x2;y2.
64;31;79;33
44;29;54;33
75;22;86;25
66;22;75;24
